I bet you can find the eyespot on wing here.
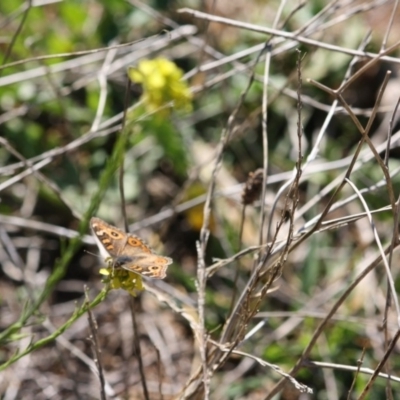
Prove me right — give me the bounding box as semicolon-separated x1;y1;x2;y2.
127;236;152;252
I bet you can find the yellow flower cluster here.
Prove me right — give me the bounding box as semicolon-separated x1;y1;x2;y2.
100;262;144;297
128;58;192;113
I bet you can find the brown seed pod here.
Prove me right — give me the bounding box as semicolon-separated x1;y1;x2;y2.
241;168;264;205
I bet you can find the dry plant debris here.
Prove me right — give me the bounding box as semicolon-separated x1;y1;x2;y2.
1;1;400;399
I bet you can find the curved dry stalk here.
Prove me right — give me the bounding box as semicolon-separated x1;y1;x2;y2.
264;243;400;399
178;8;400;65
0;138;82;219
345;178;400;322
210;340;313;394
303;359;400;384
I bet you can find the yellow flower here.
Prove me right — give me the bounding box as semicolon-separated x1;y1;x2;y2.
100;263;144;296
128;58;192;113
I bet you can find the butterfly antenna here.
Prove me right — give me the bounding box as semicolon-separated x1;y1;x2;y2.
84;249;104;261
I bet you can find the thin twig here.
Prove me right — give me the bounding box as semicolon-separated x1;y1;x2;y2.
85;289;107;400
345;178;400;324
381;0;400;50
0;138;82;219
357;329;400;400
129;297;150;400
119;77;132;231
263;244;398;399
178;8;400;65
0;0;32;71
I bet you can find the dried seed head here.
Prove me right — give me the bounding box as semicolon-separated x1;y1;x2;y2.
241;168;264;205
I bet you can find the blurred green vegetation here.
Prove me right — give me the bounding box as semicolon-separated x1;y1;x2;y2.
1;0;400;398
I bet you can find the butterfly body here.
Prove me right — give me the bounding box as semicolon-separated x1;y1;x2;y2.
90;217;172;279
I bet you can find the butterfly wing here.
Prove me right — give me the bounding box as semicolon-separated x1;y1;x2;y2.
120;253;173;279
90;217;172;279
125;234;154;255
118;234;172;279
90;217;127;258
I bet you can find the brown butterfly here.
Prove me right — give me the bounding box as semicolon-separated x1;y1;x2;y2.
90;217;172;279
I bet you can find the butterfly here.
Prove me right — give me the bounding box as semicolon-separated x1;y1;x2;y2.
90;217;172;279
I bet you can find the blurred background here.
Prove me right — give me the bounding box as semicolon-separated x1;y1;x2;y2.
1;1;400;399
